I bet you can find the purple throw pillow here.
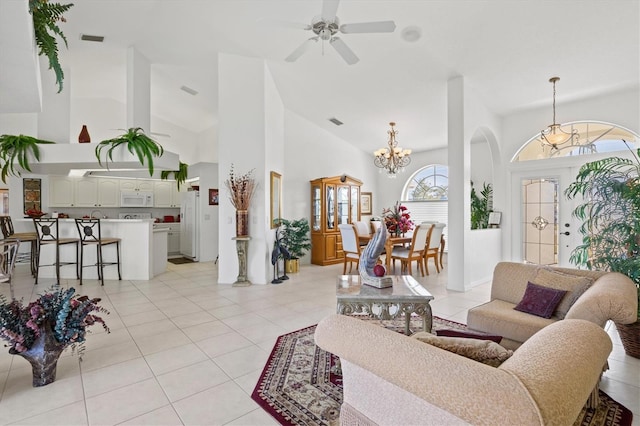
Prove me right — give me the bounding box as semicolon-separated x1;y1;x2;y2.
436;329;503;344
514;281;567;319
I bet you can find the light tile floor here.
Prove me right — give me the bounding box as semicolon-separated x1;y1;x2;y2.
0;260;637;425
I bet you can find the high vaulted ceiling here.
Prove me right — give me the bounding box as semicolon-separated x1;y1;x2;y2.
5;0;640;154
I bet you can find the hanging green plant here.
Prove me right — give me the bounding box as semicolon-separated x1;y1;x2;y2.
160;162;188;189
0;134;55;183
95;128;164;176
29;0;74;93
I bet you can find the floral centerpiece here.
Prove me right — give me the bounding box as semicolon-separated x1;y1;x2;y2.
224;164;257;236
382;202;415;236
0;286;109;386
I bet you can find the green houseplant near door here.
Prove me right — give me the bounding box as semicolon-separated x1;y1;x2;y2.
278;218;312;273
565;142;640;358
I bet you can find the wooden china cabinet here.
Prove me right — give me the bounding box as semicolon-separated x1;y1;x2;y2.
310;175;362;265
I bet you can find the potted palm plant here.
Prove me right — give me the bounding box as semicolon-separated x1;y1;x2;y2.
565;142;640;358
471;181;493;229
278;218;312;273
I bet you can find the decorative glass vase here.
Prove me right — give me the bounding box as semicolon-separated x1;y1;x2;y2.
236;210;249;237
78;125;91;143
10;324;65;387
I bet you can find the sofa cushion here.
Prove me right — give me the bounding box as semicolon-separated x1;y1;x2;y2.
435;329;503;343
412;332;513;367
532;268;594;319
515;281;567;318
468;299;556;344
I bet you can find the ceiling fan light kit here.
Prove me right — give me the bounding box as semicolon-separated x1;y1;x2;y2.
283;0;396;65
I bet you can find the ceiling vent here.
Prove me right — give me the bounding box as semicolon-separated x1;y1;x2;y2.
180;85;198;96
328;117;344;126
80;34;104;42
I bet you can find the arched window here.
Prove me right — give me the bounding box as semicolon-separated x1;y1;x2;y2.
403;164;449;200
512;121;638;162
401;165;449;251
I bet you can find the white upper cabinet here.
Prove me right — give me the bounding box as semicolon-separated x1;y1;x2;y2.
49;177;76;207
119;179;154;192
154;181;182;207
97;178;120;207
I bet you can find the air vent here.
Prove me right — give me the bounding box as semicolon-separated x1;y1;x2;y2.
180;85;198;96
328;117;344;126
80;34;104;42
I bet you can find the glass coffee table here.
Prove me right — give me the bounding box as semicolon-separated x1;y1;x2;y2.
336;275;435;335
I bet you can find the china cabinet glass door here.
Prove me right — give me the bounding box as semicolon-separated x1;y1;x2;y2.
312;185;321;231
327;185;335;229
350;186;359;223
337;186;350;225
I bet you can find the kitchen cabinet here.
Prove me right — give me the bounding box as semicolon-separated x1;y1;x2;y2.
119;179;154;192
154;181;183;207
310;175;362;266
49;177;76;207
167;224;181;255
50;177;121;208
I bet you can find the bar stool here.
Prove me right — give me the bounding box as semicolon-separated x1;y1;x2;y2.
0;216;37;276
32;218;79;285
0;239;20;299
75;218;122;286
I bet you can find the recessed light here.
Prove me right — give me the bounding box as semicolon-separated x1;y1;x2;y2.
180;85;198;96
80;34;104;42
328;117;344;126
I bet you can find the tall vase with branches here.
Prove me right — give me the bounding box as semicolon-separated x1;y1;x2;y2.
224;165;257;237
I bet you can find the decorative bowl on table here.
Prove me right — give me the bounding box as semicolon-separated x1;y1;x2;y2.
25;210;46;218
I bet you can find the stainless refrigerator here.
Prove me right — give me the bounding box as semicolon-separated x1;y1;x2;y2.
180;191;199;260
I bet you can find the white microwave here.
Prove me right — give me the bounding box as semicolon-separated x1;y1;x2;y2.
120;191;154;207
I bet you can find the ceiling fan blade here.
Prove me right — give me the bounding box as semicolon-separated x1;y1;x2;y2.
330;37;359;65
321;0;340;22
257;17;311;30
285;38;318;62
340;21;396;34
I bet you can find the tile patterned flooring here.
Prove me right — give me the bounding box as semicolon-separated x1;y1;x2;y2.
0;261;638;425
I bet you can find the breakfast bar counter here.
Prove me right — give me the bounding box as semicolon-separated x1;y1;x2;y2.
14;218;160;281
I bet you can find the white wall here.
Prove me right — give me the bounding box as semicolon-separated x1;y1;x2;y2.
283;110;377;263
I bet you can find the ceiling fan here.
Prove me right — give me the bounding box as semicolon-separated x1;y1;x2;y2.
283;0;396;65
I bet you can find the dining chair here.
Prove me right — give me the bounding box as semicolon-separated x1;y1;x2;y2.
32;218;80;285
75;218;122;286
390;223;432;276
371;221;382;233
354;221;371;247
423;222;446;275
0;239;20;299
0;216;37;276
338;224;361;274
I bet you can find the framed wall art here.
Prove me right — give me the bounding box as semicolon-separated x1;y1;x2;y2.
209;188;219;205
270;171;282;228
360;192;372;215
23;178;42;214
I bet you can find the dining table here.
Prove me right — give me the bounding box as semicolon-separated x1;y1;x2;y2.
357;233;413;273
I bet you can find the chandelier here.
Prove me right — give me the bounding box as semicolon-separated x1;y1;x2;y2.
373;122;412;178
540;77;578;150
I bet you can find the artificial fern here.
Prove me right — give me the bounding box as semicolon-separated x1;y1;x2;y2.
29;0;74;93
160;162;189;189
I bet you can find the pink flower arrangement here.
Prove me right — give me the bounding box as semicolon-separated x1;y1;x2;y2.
382;202;414;236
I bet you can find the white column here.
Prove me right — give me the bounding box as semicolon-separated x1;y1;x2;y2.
218;53;284;285
126;46;151;132
447;76;470;292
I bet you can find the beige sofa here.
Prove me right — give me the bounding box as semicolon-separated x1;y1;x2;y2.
467;262;638;349
315;314;612;426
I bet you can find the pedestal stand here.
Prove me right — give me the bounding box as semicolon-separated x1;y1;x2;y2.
232;237;251;287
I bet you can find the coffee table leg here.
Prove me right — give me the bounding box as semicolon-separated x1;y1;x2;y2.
404;313;411;335
423;303;433;333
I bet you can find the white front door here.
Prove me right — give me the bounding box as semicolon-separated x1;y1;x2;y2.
510;167;580;267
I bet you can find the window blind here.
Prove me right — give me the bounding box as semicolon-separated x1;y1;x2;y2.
403;201;448;251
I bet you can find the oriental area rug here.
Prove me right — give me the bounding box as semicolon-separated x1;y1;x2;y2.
251;316;633;426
